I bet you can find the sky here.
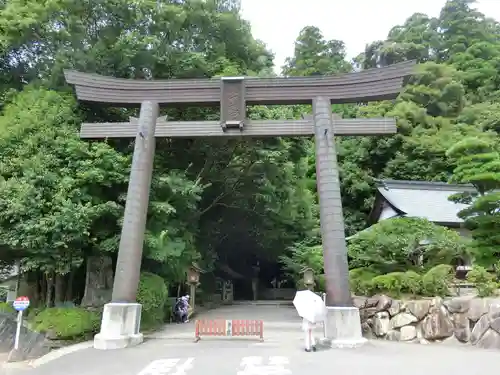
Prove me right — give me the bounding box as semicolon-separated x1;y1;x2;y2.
240;0;500;72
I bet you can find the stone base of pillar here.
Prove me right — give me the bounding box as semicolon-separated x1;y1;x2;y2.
322;306;367;348
93;303;143;350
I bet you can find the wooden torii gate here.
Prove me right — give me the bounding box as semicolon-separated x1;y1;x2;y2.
64;60;415;349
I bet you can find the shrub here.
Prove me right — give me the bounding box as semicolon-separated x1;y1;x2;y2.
371;272;405;297
32;307;100;339
349;268;377;296
467;265;498;297
402;271;422;295
421;264;453;296
136;272;168;329
350;269;423;298
348;217;469;274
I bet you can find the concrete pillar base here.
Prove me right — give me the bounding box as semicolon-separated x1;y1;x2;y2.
323;306;367;348
93;302;143;350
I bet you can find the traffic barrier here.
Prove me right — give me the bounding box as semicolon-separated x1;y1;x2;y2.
194;319;264;342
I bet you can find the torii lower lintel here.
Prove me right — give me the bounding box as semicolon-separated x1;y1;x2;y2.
79;117;396;138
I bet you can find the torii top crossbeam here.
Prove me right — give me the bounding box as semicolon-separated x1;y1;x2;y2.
64;61;415;106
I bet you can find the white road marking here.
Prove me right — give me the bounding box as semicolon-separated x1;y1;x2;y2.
268;357;289;366
238;356;291;375
170;358;195;375
137;358;194;375
240;356;263;367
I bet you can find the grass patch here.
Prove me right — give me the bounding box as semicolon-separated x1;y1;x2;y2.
32;307;101;340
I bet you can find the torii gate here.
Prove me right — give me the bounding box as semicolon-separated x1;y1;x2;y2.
64;60;415;350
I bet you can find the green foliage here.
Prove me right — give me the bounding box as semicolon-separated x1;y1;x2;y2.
371;273;405;298
0;0;498;320
32;307;100;339
0;88;129;274
349;265;455;298
349;268;378;296
467;265;498;297
282;26;352;76
136;272;168;329
0;0;317;296
279;235;323;288
0;301;14;313
421;264;454;297
348;217;469;274
447;137;500;266
334;0;500;235
351;270;423;298
403;271;424;295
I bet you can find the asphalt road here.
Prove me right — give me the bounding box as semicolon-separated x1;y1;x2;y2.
4;337;500;375
3;304;500;375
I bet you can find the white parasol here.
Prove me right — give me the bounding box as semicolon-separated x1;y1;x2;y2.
293;290;326;323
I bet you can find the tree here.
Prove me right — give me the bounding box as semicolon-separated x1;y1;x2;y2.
282;26;352;76
279;230;325;290
347;217;470;274
1;0;500;309
359;13;441;68
0;87;130;305
447;137;500;266
0;0;274;88
329;0;500;236
0;0;317;303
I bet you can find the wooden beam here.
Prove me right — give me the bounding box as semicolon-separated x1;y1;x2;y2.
79;118;396;138
64;61;415;106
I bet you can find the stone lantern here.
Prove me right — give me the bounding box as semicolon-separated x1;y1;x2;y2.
187;263;202;309
302;267;315;291
187;266;200;284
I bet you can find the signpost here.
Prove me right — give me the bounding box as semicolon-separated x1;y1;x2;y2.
12;296;30;350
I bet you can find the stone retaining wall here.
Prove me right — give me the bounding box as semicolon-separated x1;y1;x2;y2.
355;295;500;349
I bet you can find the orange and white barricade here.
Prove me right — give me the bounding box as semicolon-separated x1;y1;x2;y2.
194;319;264;342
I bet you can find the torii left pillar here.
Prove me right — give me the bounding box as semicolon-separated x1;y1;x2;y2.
94;101;159;350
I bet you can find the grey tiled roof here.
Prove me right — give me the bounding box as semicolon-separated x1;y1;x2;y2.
375;180;475;224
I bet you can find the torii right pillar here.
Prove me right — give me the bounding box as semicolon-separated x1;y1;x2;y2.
313;96;367;348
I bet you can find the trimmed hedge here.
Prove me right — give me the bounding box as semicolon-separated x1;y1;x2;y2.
136;272;168;329
421;264;453;296
349;264;458;298
32;307;101;339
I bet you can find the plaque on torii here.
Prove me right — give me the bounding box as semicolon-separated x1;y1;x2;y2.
64;60;415;349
